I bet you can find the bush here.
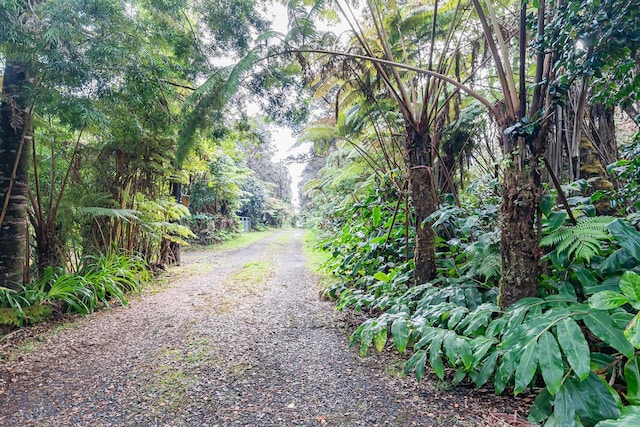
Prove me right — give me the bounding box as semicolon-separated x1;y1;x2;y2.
323;175;640;426
0;252;149;327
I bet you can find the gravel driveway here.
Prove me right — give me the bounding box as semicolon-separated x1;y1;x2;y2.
0;229;528;426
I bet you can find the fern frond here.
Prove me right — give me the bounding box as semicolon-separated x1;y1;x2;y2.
473;251;501;279
540;216;615;262
77;207;142;223
176;51;260;167
294;124;338;147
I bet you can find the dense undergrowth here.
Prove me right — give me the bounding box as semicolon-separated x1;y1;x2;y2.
317;167;640;426
0;252;148;328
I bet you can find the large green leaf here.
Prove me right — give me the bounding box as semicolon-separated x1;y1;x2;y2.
556;317;591;380
473;351;498;388
515;340;538;395
625;314;640;348
538;331;564;395
404;349;426;375
612;311;635;329
373;271;389;282
495;350;518;395
597;249;636;276
471;336;495;365
374;326;387;352
574;264;599;293
443;331;458;365
625;356;640;405
584;310;635;358
620;271;640;303
563;373;621;426
588;291;630;310
608;219;640;262
457;337;473;370
391;317;409;352
414;350;427;382
529;388;553;424
595;405;640;427
358;321;375;357
372;205;382;227
553;383;578;427
429;335;445;380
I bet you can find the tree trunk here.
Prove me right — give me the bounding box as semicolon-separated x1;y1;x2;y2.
581;104;617;214
498;148;542;308
33;222;61;276
623;103;640;127
406;126;436;285
0;61;31;290
167;181;182;266
588;104;618;168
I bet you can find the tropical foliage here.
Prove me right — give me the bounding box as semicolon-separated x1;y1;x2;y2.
293;0;640;425
0;0;292;325
1;0;639;425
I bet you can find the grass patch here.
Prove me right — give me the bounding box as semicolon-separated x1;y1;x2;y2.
215;260;274;313
271;229;296;245
226;260;274;292
188;228;276;253
302;228;335;289
156;263;214;292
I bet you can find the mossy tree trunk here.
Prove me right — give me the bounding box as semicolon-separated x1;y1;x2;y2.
0;60;31;290
406;124;437;285
498;148;543;308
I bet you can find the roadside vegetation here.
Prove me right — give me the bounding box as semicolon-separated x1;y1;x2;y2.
1;0;639;425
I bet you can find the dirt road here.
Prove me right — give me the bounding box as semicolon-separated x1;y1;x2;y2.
0;229;524;426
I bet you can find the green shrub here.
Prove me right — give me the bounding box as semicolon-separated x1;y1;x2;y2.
327;174;640;426
0;252;150;327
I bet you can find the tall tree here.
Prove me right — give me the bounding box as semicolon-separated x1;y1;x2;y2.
292;0;474;284
0;58;31;289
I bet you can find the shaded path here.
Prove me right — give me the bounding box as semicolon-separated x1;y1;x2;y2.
0;229;523;426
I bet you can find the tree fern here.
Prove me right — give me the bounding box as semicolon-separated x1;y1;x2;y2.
176;50;261;167
77;207;142;223
540;216;615;263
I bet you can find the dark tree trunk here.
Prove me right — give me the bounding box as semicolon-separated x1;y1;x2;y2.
33;223;61;276
167;181;182;266
498;148;543;308
0;61;31;290
406;126;437;285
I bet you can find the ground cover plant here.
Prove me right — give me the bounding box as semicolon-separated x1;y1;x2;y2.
0;252;148;327
315;176;640;426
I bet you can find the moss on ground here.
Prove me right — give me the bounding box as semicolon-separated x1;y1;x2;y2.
0;304;53;326
215;260;274;314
